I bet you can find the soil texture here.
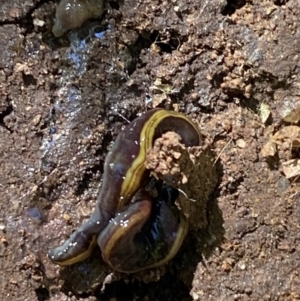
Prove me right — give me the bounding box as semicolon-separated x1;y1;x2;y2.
0;0;300;300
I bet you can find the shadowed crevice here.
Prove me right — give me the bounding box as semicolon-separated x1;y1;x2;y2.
0;102;13;132
221;0;247;16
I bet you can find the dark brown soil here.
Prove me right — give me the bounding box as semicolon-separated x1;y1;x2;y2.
1;0;300;300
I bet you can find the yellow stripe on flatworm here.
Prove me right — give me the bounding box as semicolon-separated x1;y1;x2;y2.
104;213;189;273
144;215;189;271
54;235;97;266
118;110;199;210
102;207;148;269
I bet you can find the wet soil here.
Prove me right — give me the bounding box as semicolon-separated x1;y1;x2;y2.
1;0;300;300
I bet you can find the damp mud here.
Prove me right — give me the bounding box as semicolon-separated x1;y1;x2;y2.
0;0;300;300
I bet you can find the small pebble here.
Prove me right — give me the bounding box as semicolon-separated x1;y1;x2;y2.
26;207;44;224
63;213;71;221
236;138;246;148
276;177;290;193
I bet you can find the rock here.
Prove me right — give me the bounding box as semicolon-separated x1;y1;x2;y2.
52;0;104;37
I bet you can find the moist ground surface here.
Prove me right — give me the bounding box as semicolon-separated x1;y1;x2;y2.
1;0;300;300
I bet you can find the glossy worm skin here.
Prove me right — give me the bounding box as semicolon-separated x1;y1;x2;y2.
99;184;188;272
48;109;202;272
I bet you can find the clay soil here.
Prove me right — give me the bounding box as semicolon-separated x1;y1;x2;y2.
1;0;300;300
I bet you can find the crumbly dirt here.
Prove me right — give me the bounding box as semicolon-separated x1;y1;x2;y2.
145;131;219;231
1;0;300;300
